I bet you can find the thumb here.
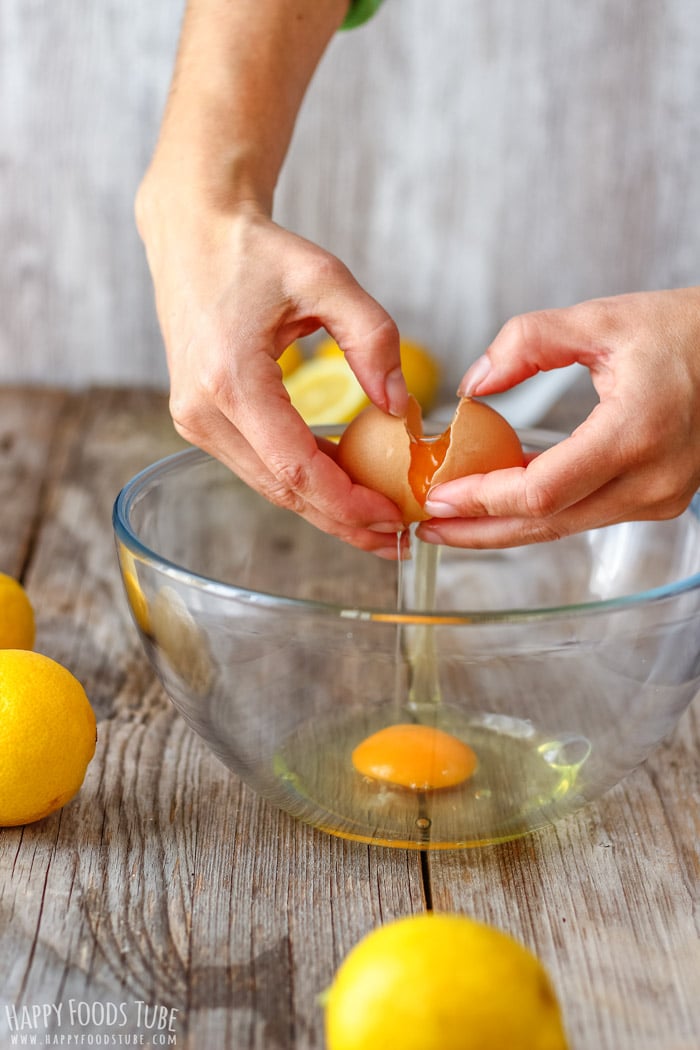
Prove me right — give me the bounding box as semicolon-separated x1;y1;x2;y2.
459;307;597;397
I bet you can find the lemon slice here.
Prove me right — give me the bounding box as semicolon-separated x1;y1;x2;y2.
277;341;304;379
315;336;441;413
284;356;370;425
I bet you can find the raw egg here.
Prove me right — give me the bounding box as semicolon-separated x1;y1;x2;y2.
352;723;478;791
336;395;524;524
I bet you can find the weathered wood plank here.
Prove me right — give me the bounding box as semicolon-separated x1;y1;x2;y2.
0;387;425;1050
0;386;698;1050
426;701;700;1050
0;386;71;577
424;369;699;1048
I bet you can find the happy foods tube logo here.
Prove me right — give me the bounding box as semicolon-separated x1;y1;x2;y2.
2;999;179;1046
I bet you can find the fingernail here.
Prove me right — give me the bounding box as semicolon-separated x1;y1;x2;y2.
385;366;409;416
423;499;459;518
458;354;491;396
368;521;404;534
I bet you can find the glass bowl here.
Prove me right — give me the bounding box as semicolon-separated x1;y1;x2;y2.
113;433;700;849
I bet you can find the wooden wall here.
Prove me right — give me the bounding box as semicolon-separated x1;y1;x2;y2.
1;0;699;393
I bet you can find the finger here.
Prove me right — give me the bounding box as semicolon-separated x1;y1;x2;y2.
417;478;629;549
213;350;408;523
417;475;629;549
296;254;409;416
425;405;625;521
418;484;641;550
459;301;607;397
418;456;698;550
174;391;408;555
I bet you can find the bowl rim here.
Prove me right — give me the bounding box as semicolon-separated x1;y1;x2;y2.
113;442;700;626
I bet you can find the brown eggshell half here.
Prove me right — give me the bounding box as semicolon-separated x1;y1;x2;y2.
336;396;425;523
430;397;524;486
336;395;524;525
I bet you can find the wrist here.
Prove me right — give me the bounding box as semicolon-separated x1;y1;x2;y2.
135;148;273;249
140;0;347;230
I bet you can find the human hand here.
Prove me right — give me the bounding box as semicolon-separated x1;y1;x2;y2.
136;193;409;557
419;288;700;547
135;0;411;557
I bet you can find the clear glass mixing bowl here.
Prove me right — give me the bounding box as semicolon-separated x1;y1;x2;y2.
113;434;700;849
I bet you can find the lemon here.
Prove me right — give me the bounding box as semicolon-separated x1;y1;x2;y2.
315;336;441;413
150;586;213;694
398;337;441;412
314;337;350;359
284;356;370;425
278;341;305;379
0;573;35;650
324;913;569;1050
0;649;97;826
118;545;152;636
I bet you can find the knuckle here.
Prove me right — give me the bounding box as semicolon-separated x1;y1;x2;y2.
197;357;234;404
371;314;401;349
468;484;493;518
316;252;345;281
262;458;313;514
529;519;568;544
272;458;311;495
523;475;560;519
574;295;613;328
567;295;621;341
653;500;687;522
169;390;202;441
263;479;307;514
642;474;694;518
501;311;544;354
171;415;195;443
296;250;348;293
341;315;401;379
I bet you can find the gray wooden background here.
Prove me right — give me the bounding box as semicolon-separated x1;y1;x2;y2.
1;0;699;394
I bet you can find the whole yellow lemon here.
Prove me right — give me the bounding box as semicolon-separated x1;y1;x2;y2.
325;913;569;1050
397;337;441;413
0;572;35;650
0;650;97;826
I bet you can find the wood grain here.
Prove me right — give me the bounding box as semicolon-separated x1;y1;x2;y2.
0;388;425;1050
427;722;700;1050
0;387;72;577
0;386;697;1049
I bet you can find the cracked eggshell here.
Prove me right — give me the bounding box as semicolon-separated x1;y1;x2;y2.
337;395;524;526
431;397;524;487
337;396;426;524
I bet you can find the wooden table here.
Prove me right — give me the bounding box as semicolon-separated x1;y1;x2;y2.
0;384;698;1050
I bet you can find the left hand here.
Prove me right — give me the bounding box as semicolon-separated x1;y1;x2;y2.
418;288;700;548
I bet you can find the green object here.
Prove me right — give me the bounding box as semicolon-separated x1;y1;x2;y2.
341;0;385;30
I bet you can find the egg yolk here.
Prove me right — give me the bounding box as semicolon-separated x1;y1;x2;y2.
352;724;478;791
408;431;452;505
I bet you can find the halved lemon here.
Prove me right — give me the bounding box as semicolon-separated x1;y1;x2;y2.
315;336;441;413
284;356;370;425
